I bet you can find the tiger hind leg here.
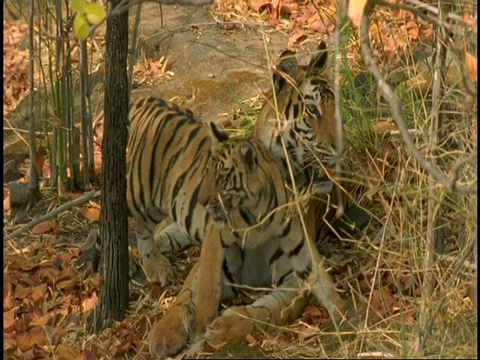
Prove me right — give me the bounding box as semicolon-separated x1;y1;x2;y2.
205;285;309;346
135;217;171;285
148;262;199;358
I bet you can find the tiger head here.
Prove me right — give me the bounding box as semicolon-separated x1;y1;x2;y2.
200;122;286;229
254;41;343;196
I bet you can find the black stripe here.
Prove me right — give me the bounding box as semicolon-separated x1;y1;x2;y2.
186;125;202;143
269;247;284;266
147;110;172;197
239;207;256;226
185;184;202;233
288;239;304;257
277;269;293;287
292;103;300;119
172;170;189;200
222;259;237;295
279;219;291;238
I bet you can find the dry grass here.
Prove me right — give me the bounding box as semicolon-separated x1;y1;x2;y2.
4;1;476;359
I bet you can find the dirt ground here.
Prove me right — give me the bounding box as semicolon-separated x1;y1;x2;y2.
5;2;334;153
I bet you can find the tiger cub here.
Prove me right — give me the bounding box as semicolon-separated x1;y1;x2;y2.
126;97;213;285
125;96;343;358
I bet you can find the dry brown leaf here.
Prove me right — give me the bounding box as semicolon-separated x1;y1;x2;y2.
81;205;100;223
113;342;132;357
405;20;419;41
55;344;84;360
58;252;79;269
81;292;99;312
32;220;55;235
391;307;416;325
57;279;80;292
58;264;80;281
4;281;15;311
29;283;48;306
287;29;306;47
36;266;61;284
13;284;34;300
370;288;398;317
347;0;368;28
6;255;36;271
401;70;431;94
465;51;477;82
311;19;327;33
4;308;17;331
4;335;16;351
303;305;329;327
15;326;48;352
372;121;396;135
4;185;11;214
464;12;477;31
30;311;55;327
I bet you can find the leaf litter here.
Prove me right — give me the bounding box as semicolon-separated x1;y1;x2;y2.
4;0;477;358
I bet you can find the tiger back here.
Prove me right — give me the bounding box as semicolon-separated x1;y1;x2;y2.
127;96;224;284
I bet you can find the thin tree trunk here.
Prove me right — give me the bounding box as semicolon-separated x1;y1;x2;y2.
93;0;130;331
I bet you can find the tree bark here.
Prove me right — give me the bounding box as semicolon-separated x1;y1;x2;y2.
93;0;129;331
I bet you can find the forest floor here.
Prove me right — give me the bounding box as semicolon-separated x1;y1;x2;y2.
4;1;477;359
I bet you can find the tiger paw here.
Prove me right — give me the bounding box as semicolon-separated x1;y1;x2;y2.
148;312;188;358
204;307;254;346
141;252;171;285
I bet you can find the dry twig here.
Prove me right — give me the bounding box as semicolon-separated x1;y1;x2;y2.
4;190;98;241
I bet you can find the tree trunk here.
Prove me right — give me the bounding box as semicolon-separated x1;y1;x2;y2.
94;0;129;331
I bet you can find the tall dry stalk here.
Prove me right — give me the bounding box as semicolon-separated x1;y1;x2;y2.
28;0;38;202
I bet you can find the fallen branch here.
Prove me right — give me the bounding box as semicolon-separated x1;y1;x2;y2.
359;1;476;194
4;189;99;241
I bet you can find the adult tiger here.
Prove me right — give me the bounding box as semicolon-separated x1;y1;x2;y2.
253;41;349;246
124;96;343;357
253;41;340;196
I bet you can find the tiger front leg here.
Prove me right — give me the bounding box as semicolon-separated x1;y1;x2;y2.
135;219;171;285
205;286;309;346
154;222;201;254
148;262;200;358
192;226;224;341
280;232;345;328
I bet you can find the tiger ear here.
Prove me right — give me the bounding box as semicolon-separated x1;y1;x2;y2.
273;50;298;94
239;141;257;173
309;41;328;73
207;122;229;144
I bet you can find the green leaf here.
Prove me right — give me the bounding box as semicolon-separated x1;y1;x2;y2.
71;0;86;12
74;14;90;40
85;3;106;25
